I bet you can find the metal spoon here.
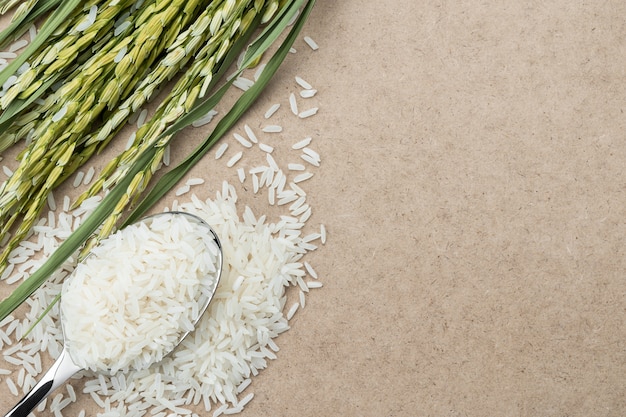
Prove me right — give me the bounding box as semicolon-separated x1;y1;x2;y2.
4;211;223;417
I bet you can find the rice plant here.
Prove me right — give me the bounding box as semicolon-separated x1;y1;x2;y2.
0;0;316;320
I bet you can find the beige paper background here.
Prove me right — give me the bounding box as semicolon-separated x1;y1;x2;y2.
1;1;626;416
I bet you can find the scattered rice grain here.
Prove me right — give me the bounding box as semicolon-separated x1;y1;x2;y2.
83;167;95;185
295;76;312;90
304;261;318;279
73;171;85;188
264;103;280;119
291;137;311;149
226;151;243;168
9;39;28;53
175;185;190;196
300;89;317;98
237;168;245;183
262;125;282;133
244;124;258;143
5;377;18;396
286;303;299;320
215;143;228;159
233;133;252;148
259;143;273;153
298;107;318;118
293;172;313;183
185;178;205;186
303;36;319;50
301;154;320;167
47;193;56;211
289;93;298;115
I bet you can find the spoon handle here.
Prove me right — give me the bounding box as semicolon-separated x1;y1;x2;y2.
4;347;82;417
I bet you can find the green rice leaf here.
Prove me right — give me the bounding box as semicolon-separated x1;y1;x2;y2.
125;0;315;225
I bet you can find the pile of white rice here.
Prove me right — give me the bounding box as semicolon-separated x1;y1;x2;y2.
61;213;221;374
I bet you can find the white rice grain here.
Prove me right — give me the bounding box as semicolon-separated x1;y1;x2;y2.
237;168;245;183
295;76;312;90
304;261;318;279
303;36;319;50
244;124;258;143
293;172;313;183
186;178;205;186
192;109;218;127
262;125;282;133
286;303;299;320
9;39;28;53
226;151;243;168
47;193;57;211
72;171;84;188
215;142;228;159
6;377;18;396
233;133;252;148
289;93;298;115
300;89;317;98
301;153;320;167
253;64;266;81
298;107;318;119
258;143;273;153
83;167;95;185
299;290;306;308
175;185;190;196
28;24;37;42
264;103;280;119
291;137;311;149
266;153;279;172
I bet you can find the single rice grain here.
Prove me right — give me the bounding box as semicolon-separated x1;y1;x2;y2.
215;143;228;159
262;125;282;133
291;137;311;149
226;151;243;168
303;36;319;50
264;103;280;119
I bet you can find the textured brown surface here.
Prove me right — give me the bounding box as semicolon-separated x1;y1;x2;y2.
1;1;626;416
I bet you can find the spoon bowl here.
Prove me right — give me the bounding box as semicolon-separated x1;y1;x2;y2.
4;211;223;417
